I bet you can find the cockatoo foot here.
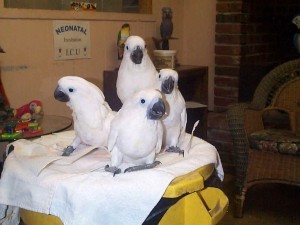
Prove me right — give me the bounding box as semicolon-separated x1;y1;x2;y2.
124;161;161;173
105;165;121;177
166;146;184;157
62;146;75;156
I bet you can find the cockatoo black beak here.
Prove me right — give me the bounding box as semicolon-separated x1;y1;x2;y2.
130;46;143;64
147;98;166;120
54;86;70;102
161;76;175;94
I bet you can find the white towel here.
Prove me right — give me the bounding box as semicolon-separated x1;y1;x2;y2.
0;131;224;225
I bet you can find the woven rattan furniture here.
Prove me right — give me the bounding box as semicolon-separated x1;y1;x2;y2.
227;58;300;217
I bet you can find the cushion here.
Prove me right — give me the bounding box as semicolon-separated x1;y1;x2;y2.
249;129;300;155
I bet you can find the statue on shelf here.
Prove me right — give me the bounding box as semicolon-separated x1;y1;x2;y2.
153;7;177;50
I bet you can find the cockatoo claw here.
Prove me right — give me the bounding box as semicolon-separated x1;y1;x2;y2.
105;165;121;177
166;146;184;157
62;146;75;156
124;161;161;173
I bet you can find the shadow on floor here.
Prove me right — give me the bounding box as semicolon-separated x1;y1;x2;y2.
219;174;300;225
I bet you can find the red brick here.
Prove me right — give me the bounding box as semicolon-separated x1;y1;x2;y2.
215;23;242;34
215;55;241;66
216;2;243;13
215;34;244;45
215;66;240;77
215;76;239;87
214;97;237;107
216;13;249;23
215;45;242;55
207;112;228;130
214;87;239;98
217;0;242;2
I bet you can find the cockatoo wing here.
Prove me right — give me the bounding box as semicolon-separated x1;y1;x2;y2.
155;122;163;154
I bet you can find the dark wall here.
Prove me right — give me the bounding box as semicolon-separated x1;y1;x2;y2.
215;0;300;110
239;0;300;102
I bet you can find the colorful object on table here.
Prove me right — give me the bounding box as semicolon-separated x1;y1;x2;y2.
1;121;20;138
1;119;43;139
117;23;130;60
13;100;42;121
4;121;17;134
70;2;97;11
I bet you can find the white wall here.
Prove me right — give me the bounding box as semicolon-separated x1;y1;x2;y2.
0;0;216;117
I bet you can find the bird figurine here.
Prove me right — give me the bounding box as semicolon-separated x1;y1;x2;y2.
13;100;42;121
156;68;187;155
117;35;158;103
160;7;173;50
152;7;178;50
54;76;115;156
117;23;130;60
105;89;165;175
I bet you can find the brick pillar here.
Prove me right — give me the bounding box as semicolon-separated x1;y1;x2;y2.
212;0;300;173
215;0;300;110
214;0;245;112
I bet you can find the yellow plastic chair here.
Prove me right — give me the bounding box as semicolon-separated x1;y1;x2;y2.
20;164;228;225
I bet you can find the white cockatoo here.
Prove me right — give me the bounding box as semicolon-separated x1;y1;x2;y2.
116;35;158;103
105;89;165;175
157;68;187;155
54;76;115;156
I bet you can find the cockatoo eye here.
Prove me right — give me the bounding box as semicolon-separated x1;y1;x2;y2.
126;46;129;50
159;74;161;78
69;88;74;93
141;99;146;104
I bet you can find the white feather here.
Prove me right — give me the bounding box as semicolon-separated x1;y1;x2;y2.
157;69;187;151
108;89;164;167
117;35;158;103
57;76;115;150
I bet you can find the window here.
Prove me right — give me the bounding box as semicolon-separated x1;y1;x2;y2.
4;0;152;14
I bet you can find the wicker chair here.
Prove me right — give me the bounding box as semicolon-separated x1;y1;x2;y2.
227;58;300;217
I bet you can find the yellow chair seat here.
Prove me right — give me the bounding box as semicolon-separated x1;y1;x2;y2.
20;164;228;225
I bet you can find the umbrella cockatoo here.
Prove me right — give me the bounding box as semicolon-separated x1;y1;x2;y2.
116;35;158;103
54;76;115;156
157;68;187;155
105;89;165;175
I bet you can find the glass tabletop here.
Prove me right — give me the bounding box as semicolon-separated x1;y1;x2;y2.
0;115;73;142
